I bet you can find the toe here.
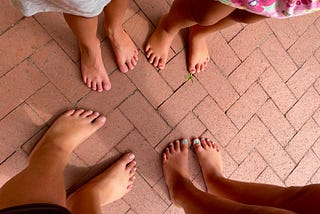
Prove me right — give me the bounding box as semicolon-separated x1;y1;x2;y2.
181;138;188;150
193;138;202;151
97;82;103;92
162;152;168;161
129;166;137;175
103;80;111;91
174;140;180;151
153;56;160;67
149;54;156;64
158;59;165;69
131;57;137;66
73;109;85;117
145;45;150;53
86;80;92;89
126;160;136;172
64;109;76;116
146;49;152;58
121;153;135;166
92;115;106;127
126;60;134;70
168;142;174;153
92;82;97;91
200;137;208;149
119;63;129;73
80;110;94;118
195;64;201;73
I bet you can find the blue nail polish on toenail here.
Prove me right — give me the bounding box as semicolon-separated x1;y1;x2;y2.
194;139;200;144
183;139;188;144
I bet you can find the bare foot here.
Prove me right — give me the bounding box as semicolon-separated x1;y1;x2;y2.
79;40;112;92
106;28;139;73
162;139;190;206
145;15;176;69
67;153;136;210
193;138;223;194
188;26;210;74
30;109;106;161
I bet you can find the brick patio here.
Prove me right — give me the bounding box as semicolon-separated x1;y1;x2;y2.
1;0;320;213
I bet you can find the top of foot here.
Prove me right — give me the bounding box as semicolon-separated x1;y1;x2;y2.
67;153;137;208
107;28;139;73
162;139;190;206
193;138;223;192
79;41;112;92
31;109;106;159
145;16;174;70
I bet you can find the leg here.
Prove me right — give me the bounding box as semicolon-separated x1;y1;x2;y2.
145;0;235;69
103;0;138;73
63;14;111;92
162;139;295;214
188;10;266;73
0;109;106;210
193;137;320;214
66;153;136;214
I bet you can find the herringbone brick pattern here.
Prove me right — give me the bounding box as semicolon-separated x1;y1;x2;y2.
1;0;320;213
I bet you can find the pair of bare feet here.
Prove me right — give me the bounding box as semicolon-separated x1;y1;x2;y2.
162;138;223;206
145;16;210;74
80;28;138;92
30;109;137;210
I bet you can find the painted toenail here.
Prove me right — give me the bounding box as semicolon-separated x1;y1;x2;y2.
129;153;135;160
194;139;200;144
183;139;188;144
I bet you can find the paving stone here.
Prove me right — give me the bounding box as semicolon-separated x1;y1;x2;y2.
0;0;23;33
134;0;170;26
197;61;239;111
255;167;285;187
120;91;170;146
260;35;297;82
64;153;89;190
101;199;130;214
259;67;296;114
287;57;320;98
0;60;48;119
227;83;268;129
285;150;320;186
220;23;244;42
289;12;319;36
207;32;240;76
257;100;296;146
126;51;173;108
286;87;320;130
312;137;320;160
21;126;48;155
194;96;238;146
0;17;50;75
226;116;268;164
116;130;163;186
256;133;295;180
229;49;269;95
159;78;207;127
310;168;320;184
286;118;320;163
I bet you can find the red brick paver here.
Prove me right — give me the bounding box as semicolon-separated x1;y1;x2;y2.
1;2;320;213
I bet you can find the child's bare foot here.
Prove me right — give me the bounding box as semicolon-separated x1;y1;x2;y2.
162;139;190;206
106;28;139;73
67;153;136;211
193;138;223;194
79;40;112;92
145;15;176;69
30;109;106;161
188;26;210;74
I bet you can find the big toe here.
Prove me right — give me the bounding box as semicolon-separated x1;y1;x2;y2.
120;153;136;166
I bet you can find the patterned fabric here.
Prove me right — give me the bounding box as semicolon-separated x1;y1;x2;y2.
218;0;320;18
10;0;111;17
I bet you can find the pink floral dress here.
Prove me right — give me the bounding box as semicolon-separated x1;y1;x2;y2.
218;0;320;18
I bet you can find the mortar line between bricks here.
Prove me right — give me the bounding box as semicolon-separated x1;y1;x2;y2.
308;165;320;184
0;151;16;165
0;16;25;37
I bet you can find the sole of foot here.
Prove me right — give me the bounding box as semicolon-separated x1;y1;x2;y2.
79;40;112;92
30;109;106;162
162;139;190;206
145;15;175;70
67;153;136;209
193;138;223;194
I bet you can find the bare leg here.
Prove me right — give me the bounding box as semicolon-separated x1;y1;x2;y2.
145;0;235;69
193;138;320;214
0;109;106;210
63;14;111;92
162;139;294;214
67;153;136;214
188;10;266;73
103;0;138;73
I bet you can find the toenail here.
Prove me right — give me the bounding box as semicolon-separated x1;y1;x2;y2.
169;143;173;146
129;153;135;160
194;139;200;144
200;137;205;141
183;139;188;145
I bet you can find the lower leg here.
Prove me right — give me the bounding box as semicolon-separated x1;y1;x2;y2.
188;10;265;73
162;139;294;214
63;14;111;92
193;138;320;214
0;109;106;210
103;0;138;73
67;153;136;214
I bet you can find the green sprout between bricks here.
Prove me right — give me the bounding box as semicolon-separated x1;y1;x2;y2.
185;73;194;82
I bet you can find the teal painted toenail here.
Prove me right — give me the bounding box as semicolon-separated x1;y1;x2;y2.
194;139;200;144
183;139;188;144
